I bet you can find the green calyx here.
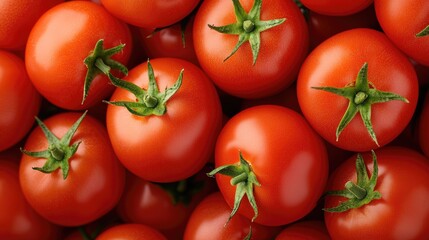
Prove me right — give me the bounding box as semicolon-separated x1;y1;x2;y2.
82;39;128;104
323;150;382;212
312;62;409;146
20;111;88;180
208;0;285;65
416;24;429;37
207;151;261;224
103;59;183;116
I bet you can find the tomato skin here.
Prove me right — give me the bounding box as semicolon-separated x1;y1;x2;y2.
297;28;419;152
193;0;308;99
184;192;281;240
275;220;330;240
418;91;429;158
0;155;62;240
106;58;222;182
324;147;429;240
19;112;125;226
300;0;373;16
100;0;200;28
25;1;132;110
0;50;41;151
215;105;329;226
0;0;63;51
375;0;429;67
95;223;167;240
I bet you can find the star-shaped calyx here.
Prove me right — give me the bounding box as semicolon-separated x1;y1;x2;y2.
416;24;429;37
208;0;285;65
312;62;409;146
20;111;87;180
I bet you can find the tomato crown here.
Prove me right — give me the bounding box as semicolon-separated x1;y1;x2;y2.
208;0;285;65
20;111;87;180
312;62;409;147
323;150;381;212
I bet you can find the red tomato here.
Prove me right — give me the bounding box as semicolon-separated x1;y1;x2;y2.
0;154;62;240
418;91;429;158
100;0;201;28
275;220;330;240
375;0;429;67
25;1;132;110
137;16;199;66
106;58;222;182
0;0;62;51
297;28;419;152
19;112;125;226
0;50;41;151
95;223;167;240
213;105;329;226
300;0;373;16
184;192;281;240
193;0;308;98
324;147;429;239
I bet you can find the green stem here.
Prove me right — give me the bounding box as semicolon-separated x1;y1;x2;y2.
354;91;368;104
143;94;158;108
345;181;366;200
243;20;255;33
49;147;65;161
95;58;111;75
231;172;248;185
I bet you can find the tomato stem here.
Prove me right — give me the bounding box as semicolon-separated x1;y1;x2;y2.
231;172;248;185
345;181;366;200
354;91;368;104
416;24;429;37
49;146;65;161
243;20;255;33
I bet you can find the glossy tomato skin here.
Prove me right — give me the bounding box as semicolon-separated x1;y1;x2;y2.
418;91;429;158
0;0;63;51
184;192;281;240
275;220;330;240
215;105;329;226
0;154;62;240
0;50;41;151
193;0;308;99
300;0;373;16
106;58;223;182
95;223;167;240
324;147;429;240
297;28;419;152
100;0;201;28
25;1;132;110
19;112;126;226
375;0;429;67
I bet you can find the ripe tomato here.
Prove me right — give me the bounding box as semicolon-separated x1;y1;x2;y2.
193;0;308;98
184;192;281;240
297;28;419;152
324;147;429;239
0;0;62;51
212;105;329;226
95;223;167;240
275;220;330;240
106;58;222;182
300;0;373;16
19;112;125;226
25;1;132;110
418;91;429;158
0;153;61;240
375;0;429;67
0;50;41;151
100;0;201;28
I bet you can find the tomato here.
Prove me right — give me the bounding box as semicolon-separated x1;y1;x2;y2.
212;105;328;226
418;91;429;158
0;50;41;151
300;0;373;16
19;111;125;226
297;28;419;152
106;58;222;182
0;0;62;51
137;15;199;66
275;220;330;240
25;1;132;110
324;147;429;239
375;0;429;67
184;192;281;240
193;0;308;99
100;0;201;29
0;152;62;240
95;223;167;240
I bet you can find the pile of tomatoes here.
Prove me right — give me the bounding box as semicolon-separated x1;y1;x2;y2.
1;0;429;239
